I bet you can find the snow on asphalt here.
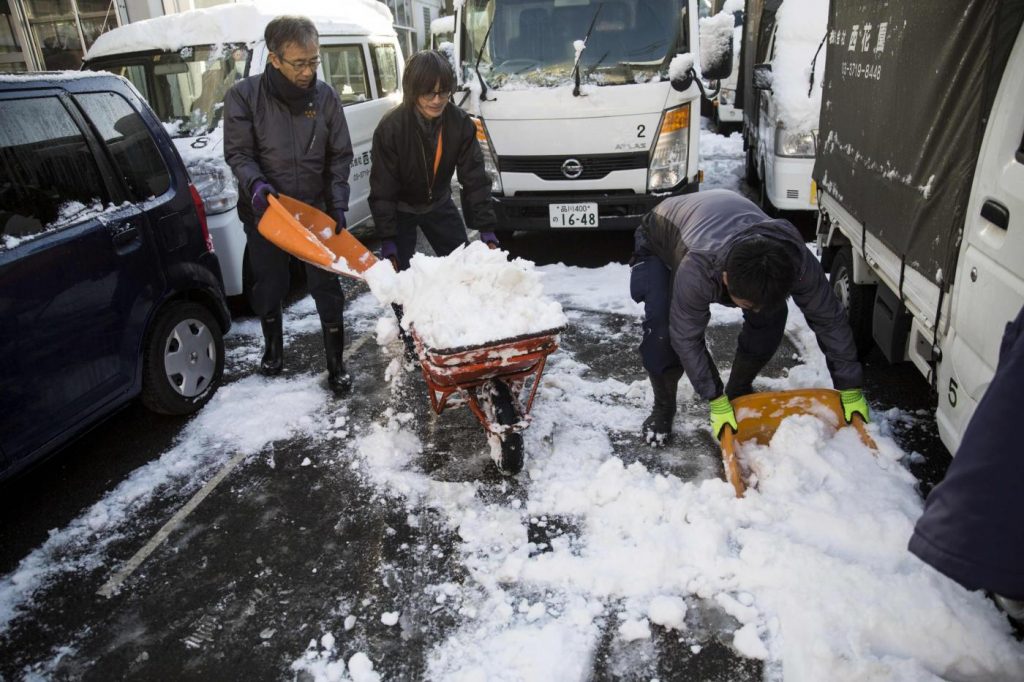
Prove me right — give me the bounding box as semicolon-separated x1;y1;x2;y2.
2;127;1022;681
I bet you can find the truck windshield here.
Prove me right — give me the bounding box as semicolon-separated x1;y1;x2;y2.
465;0;684;88
85;45;250;137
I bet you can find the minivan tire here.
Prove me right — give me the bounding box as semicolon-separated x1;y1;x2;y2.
142;301;225;415
829;247;876;359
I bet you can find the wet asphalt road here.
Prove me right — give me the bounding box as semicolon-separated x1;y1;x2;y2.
0;216;950;679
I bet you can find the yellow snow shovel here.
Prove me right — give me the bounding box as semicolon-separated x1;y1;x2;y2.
718;388;877;498
258;194;378;279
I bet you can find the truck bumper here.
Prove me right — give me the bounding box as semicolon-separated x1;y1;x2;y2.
493;180;700;232
767;156;817;211
206;209;245;298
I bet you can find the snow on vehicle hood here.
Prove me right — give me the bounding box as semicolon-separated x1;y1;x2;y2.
86;0;394;60
475;80;675;122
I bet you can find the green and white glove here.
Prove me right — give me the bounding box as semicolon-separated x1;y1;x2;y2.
709;395;738;438
839;388;870;423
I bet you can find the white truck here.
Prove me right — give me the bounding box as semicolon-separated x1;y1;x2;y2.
814;0;1024;454
83;0;403;300
449;0;733;238
741;0;826;219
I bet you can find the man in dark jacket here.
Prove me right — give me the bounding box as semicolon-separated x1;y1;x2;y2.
224;15;353;395
908;305;1024;626
369;49;498;270
630;189;868;445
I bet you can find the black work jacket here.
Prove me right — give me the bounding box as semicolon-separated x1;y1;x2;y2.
223;71;353;226
369;102;495;240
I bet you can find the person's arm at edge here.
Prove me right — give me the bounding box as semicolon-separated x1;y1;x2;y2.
222;83;266;199
669;258;724;401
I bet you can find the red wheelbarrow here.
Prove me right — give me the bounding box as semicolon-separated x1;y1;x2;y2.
410;326;565;475
718;388;877;497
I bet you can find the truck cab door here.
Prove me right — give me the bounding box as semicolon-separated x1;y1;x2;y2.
941;56;1024;451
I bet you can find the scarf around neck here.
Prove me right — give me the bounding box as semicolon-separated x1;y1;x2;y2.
265;65;317;116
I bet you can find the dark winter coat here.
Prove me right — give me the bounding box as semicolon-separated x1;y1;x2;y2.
368;102;495;241
636;189;863;400
223;70;353;226
908;305;1024;599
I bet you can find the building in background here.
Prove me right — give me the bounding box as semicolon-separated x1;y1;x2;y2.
2;0;446;72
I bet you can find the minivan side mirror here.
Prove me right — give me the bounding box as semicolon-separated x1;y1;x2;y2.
753;63;773;91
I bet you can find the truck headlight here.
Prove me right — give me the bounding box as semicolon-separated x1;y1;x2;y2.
188;160;238;215
472;116;503;193
775;128;816;158
719;88;734;106
648;104;690;192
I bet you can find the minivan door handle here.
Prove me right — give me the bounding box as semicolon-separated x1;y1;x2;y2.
109;222;139;248
981;200;1009;230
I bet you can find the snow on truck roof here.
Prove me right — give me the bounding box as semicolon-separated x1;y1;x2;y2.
85;0;395;61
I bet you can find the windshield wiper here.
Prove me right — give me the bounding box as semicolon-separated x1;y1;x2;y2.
472;12;497;102
572;3;603;97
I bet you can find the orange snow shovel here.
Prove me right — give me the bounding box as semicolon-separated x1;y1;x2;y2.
257;194;378;279
718;388;877;497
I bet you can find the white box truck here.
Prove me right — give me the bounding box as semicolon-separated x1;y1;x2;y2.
814;0;1024;454
83;0;404;300
448;0;733;238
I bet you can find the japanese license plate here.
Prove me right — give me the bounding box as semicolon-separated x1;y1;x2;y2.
549;202;599;228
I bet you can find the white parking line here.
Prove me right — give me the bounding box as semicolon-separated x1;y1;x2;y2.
97;328;377;598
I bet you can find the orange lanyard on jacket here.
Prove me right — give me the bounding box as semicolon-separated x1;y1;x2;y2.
433;127;443;180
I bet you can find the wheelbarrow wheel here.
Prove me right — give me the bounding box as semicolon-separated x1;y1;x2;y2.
484;379;524;475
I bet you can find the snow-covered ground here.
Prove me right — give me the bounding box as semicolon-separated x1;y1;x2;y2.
2;126;1022;680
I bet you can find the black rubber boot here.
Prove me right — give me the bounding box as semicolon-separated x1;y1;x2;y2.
724;352;770;400
259;311;284;376
642;368;683;447
322;322;352;396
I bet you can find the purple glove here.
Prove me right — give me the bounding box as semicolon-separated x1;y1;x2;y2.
480;231;499;247
379;239;398;260
251;180;277;215
332;211;347;234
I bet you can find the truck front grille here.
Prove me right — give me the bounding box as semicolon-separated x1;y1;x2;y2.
499;152;648;181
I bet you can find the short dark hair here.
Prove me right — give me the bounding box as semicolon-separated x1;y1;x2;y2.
265;16;318;55
724;236;797;308
402;50;456;106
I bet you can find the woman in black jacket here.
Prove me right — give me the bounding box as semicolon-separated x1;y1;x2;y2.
369;50;498;269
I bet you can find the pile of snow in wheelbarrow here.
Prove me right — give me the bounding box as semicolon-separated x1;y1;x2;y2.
296;243;1024;680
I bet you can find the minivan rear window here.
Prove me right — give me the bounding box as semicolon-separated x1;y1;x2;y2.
76;92;171;200
0;96;108;243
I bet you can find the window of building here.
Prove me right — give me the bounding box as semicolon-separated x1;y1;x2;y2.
23;0;118;70
371;43;399;98
75;92;170;199
1;0;30;71
321;44;370;106
0;96;108;242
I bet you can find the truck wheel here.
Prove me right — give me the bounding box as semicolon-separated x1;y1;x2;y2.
141;301;224;415
759;177;776;217
482;379;524;475
744;145;759;187
830;247;876;358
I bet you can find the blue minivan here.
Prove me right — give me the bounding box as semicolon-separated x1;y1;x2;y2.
0;72;231;482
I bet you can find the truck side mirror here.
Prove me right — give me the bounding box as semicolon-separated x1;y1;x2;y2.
670;70;694;92
752;63;773;91
699;11;734;81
